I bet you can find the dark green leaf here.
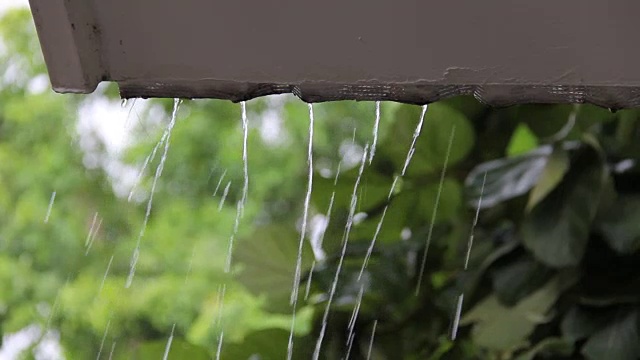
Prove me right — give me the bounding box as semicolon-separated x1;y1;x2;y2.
491;256;552;306
461;276;574;351
523;146;606;267
515;104;574;140
561;307;614;343
598;196;640;254
581;310;640;360
514;337;574;360
417;178;463;224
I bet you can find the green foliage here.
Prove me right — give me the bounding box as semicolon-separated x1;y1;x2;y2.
2;7;640;360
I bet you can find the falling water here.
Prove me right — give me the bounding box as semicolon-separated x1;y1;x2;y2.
45;282;64;332
85;212;99;247
345;285;365;359
215;332;224;360
84;212;100;255
214;284;226;328
415;126;456;296
313;144;369;360
123;98;138;130
96;319;111;360
212;170;227;197
358;204;388;281
224;201;243;272
401;105;428;176
214;284;227;359
185;245;197;283
240;101;249;212
127;133;166;202
218;181;231;211
359;105;429;279
224;102;251;273
304;261;316;300
96;255;114;299
366;320;378;360
108;342;116;360
464;172;487;270
369;101;381;164
451;171;487;340
306;173;339;300
85;214;102;256
451;294;464;340
162;324;176;360
44;191;56;223
287;103;315;360
126;98;181;288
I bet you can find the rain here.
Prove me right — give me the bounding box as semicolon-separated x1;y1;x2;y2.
5;7;622;356
415;125;456;296
44;191;56;223
126;98;181;288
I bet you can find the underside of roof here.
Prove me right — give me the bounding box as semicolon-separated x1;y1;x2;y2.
28;0;640;108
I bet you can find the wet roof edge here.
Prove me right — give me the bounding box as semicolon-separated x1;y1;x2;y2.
119;81;640;109
28;0;640;108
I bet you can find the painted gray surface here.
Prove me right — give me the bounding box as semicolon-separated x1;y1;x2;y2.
29;0;640;107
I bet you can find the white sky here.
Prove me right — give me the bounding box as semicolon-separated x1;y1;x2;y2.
0;0;28;13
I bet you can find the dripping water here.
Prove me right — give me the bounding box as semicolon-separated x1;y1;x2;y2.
287;103;315;360
240;101;249;212
359;105;428;279
224;102;251;273
415;125;456;296
313;144;369;360
126;98;181;288
369;101;381;164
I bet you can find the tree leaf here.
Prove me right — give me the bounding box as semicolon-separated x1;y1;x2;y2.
312;167;391;215
561;306;614;343
526;147;569;211
522;146;606;267
466;146;552;209
118;338;209;360
384;103;474;176
581;310;640;360
515;104;574;140
461;276;573;351
235;225;314;313
221;329;314;360
507;124;539;157
417;178;463;224
514;337;574;360
491;255;553;306
526;147;569;212
597;196;640;254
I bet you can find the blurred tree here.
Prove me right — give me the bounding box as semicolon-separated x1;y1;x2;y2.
2;7;640;360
